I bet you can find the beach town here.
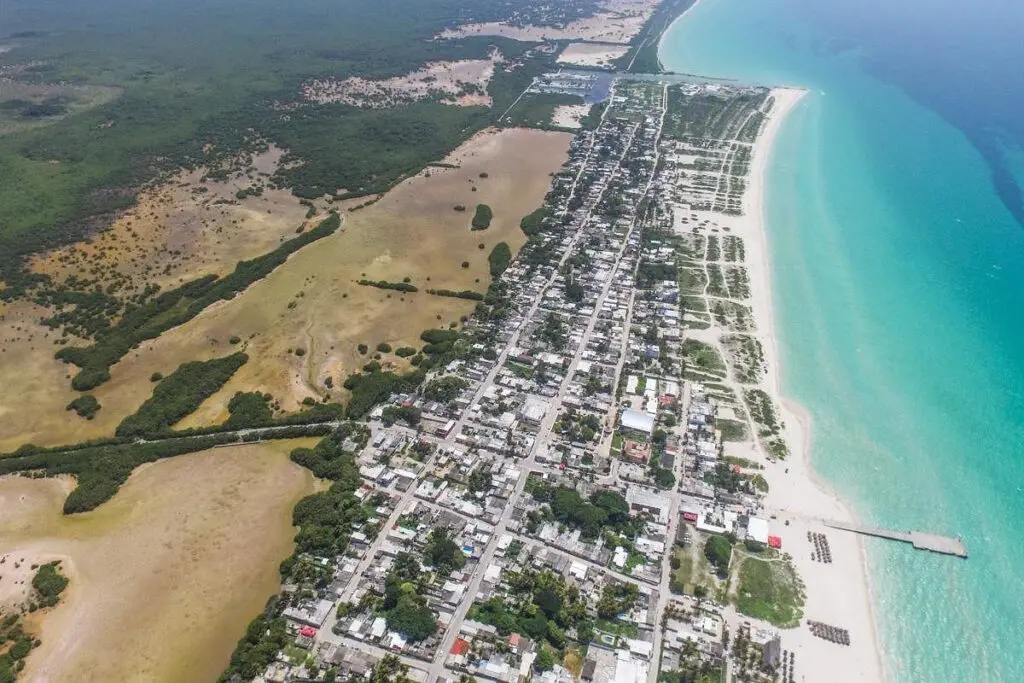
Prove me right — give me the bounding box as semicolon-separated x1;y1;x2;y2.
0;1;983;682
190;76;887;683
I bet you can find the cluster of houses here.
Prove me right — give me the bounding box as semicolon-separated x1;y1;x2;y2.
242;79;797;683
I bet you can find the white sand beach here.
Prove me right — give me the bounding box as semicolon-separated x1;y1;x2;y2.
734;87;886;681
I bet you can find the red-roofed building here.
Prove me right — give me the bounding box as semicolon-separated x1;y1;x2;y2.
451;638;470;656
768;535;782;549
508;633;522;653
299;625;318;638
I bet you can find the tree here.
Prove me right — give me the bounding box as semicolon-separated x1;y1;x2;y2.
386;593;437;642
590;490;630;524
488;242;512;278
423;375;469;402
704;536;732;577
534;647;555;672
371;655;413;683
467;467;492;494
424;528;466;574
535;587;562;619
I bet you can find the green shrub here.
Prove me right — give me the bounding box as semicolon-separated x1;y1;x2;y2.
488;242;512;278
519;207;546;236
471;204;492;230
66;395;100;420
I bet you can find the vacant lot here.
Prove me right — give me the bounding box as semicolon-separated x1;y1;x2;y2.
0;440;320;683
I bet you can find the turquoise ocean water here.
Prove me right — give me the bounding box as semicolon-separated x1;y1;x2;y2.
661;1;1024;681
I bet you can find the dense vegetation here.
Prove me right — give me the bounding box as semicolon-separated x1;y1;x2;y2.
616;0;696;73
0;425;327;514
471;568;589;649
357;279;419;293
343;368;426;419
471;204;493;230
503;92;584;129
0;0;547;282
527;481;637;539
422;375;470;402
519;207;547;237
488;241;512;278
381;552;438;642
66;394;101;420
222;425;372;680
115;353;248;438
596;581;640;619
0;612;36;683
704;535;732;578
53;213;340;391
423;527;467;574
426;288;484;301
31;562;70;608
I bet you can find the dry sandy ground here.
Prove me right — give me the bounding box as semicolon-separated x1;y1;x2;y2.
440;0;659;44
551;103;592;129
677;88;885;681
0;128;571;448
302;57;497;108
556;42;629;68
0;440;321;683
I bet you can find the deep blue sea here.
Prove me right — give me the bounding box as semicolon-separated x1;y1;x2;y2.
661;1;1024;681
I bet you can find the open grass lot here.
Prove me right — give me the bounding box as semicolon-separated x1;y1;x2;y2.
734;555;806;628
0;439;321;683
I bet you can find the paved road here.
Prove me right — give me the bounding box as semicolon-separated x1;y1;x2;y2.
424;89;650;683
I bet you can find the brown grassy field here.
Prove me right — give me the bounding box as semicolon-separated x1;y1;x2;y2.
0;439;321;683
29;146;313;295
0;127;570;449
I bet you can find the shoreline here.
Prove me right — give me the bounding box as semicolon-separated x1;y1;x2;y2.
656;0;703;70
741;88;886;681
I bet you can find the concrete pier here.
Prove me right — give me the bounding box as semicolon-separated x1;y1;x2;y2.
823;521;968;559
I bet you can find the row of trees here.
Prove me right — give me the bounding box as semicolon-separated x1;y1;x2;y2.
115;353;248;438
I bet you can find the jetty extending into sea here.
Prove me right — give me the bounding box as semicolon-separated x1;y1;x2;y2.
824;521;968;558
